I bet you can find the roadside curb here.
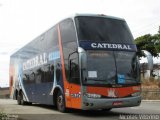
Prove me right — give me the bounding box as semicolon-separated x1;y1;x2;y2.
142;100;160;102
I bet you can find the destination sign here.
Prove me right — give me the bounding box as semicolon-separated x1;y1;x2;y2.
79;41;137;51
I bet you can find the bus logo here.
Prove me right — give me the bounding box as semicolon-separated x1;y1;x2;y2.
91;43;131;50
108;89;117;98
79;41;137;52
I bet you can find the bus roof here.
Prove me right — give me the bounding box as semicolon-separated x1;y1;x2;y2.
73;14;125;21
10;14;125;58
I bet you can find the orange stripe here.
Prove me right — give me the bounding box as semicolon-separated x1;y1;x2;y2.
57;24;71;107
57;25;67;85
9;65;14;97
86;85;141;98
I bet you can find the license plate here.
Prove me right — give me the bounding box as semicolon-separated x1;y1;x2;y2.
112;101;123;106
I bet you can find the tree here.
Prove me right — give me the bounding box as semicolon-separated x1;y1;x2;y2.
134;32;160;57
154;33;160;53
134;30;160;78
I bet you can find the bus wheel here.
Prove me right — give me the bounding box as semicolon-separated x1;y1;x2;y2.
102;108;112;111
26;102;32;105
17;91;25;105
17;94;21;105
56;91;65;112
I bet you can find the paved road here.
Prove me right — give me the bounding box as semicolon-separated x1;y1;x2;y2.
0;99;160;120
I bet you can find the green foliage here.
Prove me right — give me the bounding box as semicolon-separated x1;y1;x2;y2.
135;32;160;57
154;34;160;53
0;112;8;120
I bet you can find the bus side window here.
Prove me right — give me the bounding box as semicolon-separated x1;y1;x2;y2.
60;18;78;82
69;52;80;84
56;63;61;82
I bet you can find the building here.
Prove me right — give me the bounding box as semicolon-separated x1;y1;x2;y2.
0;87;9;98
141;63;160;80
153;64;160;80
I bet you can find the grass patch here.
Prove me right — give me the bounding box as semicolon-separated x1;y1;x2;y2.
141;78;160;100
0;112;19;120
0;112;8;120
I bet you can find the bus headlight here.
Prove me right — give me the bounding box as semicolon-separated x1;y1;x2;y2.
131;92;141;97
85;93;101;98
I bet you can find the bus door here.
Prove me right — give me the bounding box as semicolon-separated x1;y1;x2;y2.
68;52;81;109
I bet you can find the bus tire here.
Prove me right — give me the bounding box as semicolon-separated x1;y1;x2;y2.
17;91;26;105
26;102;32;105
17;94;22;105
102;108;112;111
56;91;66;112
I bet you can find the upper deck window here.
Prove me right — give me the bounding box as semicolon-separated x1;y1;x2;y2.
75;16;134;44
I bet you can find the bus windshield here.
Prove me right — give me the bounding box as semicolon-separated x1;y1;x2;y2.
86;51;116;85
75;16;134;44
75;16;140;86
85;51;140;85
115;51;140;84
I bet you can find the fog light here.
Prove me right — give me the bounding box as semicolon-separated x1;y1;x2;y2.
84;102;89;106
90;103;94;106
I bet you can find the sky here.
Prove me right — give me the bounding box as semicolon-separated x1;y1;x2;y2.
0;0;160;87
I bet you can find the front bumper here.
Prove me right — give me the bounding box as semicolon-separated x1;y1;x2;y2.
82;96;141;110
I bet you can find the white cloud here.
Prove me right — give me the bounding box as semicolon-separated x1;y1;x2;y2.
0;0;160;87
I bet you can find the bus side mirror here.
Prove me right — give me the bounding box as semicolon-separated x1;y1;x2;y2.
68;51;80;83
78;47;87;70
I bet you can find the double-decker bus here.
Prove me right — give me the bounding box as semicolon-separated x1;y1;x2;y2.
10;14;141;112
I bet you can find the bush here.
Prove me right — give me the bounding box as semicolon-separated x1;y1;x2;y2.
0;112;8;120
141;77;160;100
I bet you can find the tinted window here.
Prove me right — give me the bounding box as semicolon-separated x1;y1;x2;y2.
60;19;79;82
60;19;77;44
83;50;140;85
69;52;80;84
75;16;134;44
56;63;61;82
35;68;43;84
23;26;59;84
46;26;59;51
85;51;116;85
115;51;140;84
